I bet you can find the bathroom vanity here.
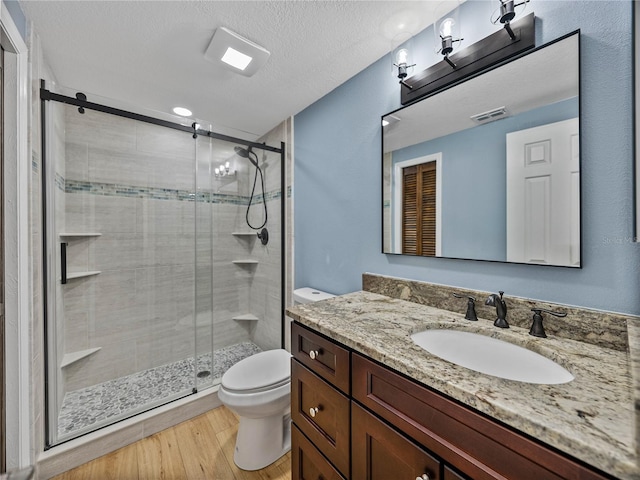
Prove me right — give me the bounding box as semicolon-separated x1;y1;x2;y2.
287;274;639;480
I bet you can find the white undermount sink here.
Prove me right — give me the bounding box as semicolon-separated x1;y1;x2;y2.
411;329;574;385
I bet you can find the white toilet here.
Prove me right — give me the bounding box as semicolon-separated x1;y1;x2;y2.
218;287;334;471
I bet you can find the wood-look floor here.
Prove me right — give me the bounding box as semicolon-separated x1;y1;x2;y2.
52;406;291;480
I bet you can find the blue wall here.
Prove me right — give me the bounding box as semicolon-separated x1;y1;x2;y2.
390;97;578;261
294;0;640;316
3;0;27;41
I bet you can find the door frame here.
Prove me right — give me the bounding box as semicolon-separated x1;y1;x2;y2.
1;3;31;470
392;153;442;256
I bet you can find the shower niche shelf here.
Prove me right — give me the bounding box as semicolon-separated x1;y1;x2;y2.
61;347;101;368
59;232;102;238
66;271;101;280
232;314;259;322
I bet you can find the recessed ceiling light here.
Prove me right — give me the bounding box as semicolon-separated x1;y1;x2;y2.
173;107;192;117
221;47;253;71
204;27;270;77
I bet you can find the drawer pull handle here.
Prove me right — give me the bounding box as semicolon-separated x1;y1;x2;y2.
309;407;319;418
309;350;320;360
416;475;430;480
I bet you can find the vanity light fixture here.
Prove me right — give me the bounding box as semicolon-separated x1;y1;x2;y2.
205;27;270;77
436;14;463;69
491;0;531;40
398;10;535;105
393;46;416;90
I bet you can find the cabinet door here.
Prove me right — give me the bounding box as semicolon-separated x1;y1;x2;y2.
292;360;350;477
292;425;346;480
352;403;441;480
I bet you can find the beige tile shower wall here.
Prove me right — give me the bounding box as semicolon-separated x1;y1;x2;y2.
248;122;288;352
62;109;198;392
211;201;252;351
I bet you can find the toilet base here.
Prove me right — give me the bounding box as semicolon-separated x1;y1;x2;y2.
233;411;291;471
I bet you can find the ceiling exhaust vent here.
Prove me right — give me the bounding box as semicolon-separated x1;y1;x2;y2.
470;106;509;124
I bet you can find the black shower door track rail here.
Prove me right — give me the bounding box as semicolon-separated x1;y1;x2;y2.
39;85;283;154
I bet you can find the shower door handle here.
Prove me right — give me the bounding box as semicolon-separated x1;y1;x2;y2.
61;242;68;284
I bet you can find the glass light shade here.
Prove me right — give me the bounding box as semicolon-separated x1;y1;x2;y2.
391;31;414;78
433;1;462;55
439;18;455;38
490;0;529;25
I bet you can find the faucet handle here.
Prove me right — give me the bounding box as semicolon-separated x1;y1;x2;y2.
529;308;567;338
452;293;478;321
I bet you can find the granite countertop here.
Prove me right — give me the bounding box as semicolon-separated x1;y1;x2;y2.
287;291;638;480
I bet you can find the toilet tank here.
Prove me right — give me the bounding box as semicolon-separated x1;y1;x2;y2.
293;287;335;304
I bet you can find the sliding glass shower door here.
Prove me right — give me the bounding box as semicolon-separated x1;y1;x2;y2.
44;93;202;445
42;83;285;447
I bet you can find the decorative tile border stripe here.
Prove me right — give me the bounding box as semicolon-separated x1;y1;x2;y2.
62;178;281;205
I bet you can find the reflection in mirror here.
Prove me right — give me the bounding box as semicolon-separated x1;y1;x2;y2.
382;32;580;267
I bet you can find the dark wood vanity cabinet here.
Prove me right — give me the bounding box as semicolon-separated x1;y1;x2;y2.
291;322;611;480
352;402;441;480
291;323;351;478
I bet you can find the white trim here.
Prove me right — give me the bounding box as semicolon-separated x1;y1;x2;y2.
392;153;442;256
1;2;32;469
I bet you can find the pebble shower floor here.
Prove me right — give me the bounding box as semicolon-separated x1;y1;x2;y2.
57;342;262;437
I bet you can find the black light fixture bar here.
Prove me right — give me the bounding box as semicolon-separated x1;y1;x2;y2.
401;12;535;105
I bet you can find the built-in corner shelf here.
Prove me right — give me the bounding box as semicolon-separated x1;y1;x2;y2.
61;347;101;368
66;271;101;280
59;232;102;238
232;260;259;265
232;314;259;322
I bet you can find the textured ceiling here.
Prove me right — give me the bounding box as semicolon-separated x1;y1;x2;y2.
20;0;459;141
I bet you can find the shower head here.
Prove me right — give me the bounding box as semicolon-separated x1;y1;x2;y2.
234;146;259;167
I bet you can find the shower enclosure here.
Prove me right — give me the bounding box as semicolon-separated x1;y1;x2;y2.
40;82;285;446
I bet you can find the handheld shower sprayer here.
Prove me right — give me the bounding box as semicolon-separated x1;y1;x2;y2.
234;146;259;168
234;145;268;244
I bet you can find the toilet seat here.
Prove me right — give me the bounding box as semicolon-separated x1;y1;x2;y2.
221;349;291;394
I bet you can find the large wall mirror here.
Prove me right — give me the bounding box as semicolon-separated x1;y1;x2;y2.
382;31;580;267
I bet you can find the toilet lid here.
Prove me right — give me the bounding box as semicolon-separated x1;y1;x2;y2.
221;349;291;393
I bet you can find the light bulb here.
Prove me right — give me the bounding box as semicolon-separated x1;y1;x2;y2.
440;18;455;38
214;167;220;176
396;48;409;65
225;161;230;169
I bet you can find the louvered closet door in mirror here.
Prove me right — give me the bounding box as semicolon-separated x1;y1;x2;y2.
402;161;436;256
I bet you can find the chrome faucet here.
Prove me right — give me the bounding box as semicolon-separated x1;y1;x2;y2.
485;291;509;328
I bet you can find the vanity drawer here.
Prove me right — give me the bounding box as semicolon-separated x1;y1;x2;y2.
292;322;350;394
352;353;610;480
291;360;350;477
352;402;441;480
292;424;346;480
